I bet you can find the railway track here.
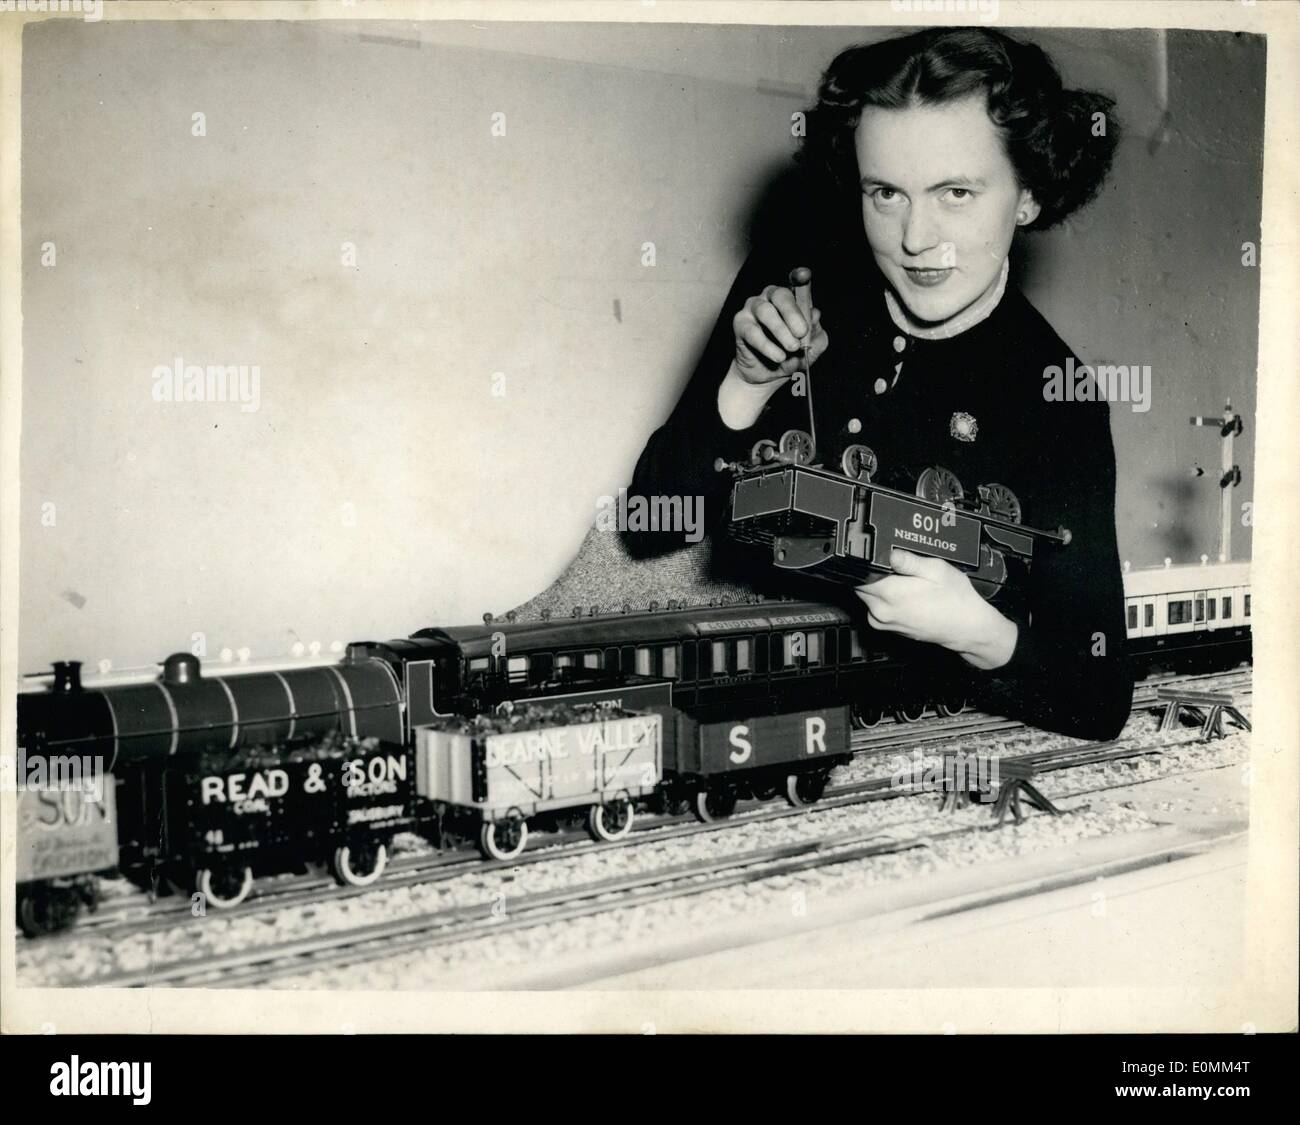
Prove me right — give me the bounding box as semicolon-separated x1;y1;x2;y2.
34;665;1251;949
59;685;1250;988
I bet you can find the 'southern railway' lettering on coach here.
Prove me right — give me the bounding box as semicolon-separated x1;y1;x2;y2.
694;611;841;633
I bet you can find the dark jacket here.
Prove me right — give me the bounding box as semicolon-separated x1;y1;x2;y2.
626;227;1134;741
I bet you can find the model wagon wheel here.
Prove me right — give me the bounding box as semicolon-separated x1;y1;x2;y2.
692;786;738;824
15;887;78;938
936;697;968;718
784;770;828;808
479;816;528;862
17;891;46;939
852;701;884;729
331;841;388;887
893;699;927;723
588;798;634;843
750;438;778;465
196;864;254;909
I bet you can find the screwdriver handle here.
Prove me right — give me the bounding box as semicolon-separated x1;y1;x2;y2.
788;266;813;343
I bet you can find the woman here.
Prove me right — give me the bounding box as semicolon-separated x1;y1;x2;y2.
626;27;1133;741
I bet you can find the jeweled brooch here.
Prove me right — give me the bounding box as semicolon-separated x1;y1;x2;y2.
949;411;978;442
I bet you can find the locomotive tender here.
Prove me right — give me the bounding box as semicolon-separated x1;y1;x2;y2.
15;558;1251;937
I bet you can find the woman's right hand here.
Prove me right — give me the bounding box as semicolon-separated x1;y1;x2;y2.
731;284;829;384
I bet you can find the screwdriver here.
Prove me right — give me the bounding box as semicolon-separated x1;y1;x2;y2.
788;266;817;461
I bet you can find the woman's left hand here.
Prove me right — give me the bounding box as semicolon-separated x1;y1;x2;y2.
856;548;1019;670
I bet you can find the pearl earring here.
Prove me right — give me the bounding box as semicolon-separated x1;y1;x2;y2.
1016;211;1028;224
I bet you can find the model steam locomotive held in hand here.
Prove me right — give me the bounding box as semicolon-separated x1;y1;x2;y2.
719;429;1071;600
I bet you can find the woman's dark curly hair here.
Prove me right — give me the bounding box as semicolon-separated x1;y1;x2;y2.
799;27;1120;230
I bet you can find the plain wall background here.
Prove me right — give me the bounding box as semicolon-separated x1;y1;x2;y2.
18;20;1264;673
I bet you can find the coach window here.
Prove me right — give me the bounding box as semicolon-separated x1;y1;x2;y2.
468;656;490;675
711;640;728;676
1126;605;1138;630
1194;593;1205;622
532;653;553;683
1223;597;1232;618
847;627;864;660
604;647;620;671
1168;600;1192;626
735;637;752;673
582;651;602;669
1207;599;1216;621
807;630;822;665
506;655;528;684
555;653;574;669
1144;604;1154;628
659;644;679;679
1245;594;1251;617
634;646;653;676
754;634;769;674
824;628;838;665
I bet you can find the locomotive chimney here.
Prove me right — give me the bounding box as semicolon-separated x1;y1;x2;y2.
162;652;201;685
51;660;83;693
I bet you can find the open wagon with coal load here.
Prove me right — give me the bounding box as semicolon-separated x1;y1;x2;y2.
416;705;663;860
163;733;420;907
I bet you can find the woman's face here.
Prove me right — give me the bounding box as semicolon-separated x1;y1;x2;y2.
854;94;1039;324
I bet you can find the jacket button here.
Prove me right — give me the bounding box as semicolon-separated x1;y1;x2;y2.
873;378;888;395
893;335;907;353
847;417;862;433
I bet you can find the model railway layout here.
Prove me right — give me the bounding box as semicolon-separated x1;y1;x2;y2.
15;553;1251;938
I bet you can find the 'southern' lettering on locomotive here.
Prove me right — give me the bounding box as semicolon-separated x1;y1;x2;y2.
727;716;829;764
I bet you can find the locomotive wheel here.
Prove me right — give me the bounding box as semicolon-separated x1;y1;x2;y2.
841;443;878;482
852;701;884;729
587;798;634;843
331;841;388;887
479;816;528;862
893;700;927;723
196;865;254;909
936;698;968;717
784;771;828;807
915;465;965;506
981;482;1022;523
692;787;738;824
778;429;815;466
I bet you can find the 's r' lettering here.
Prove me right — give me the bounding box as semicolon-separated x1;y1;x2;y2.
805;716;826;755
728;725;752;764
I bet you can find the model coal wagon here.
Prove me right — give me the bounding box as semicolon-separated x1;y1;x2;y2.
416;704;663;860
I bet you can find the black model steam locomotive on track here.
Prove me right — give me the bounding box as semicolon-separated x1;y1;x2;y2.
15;555;1252;938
